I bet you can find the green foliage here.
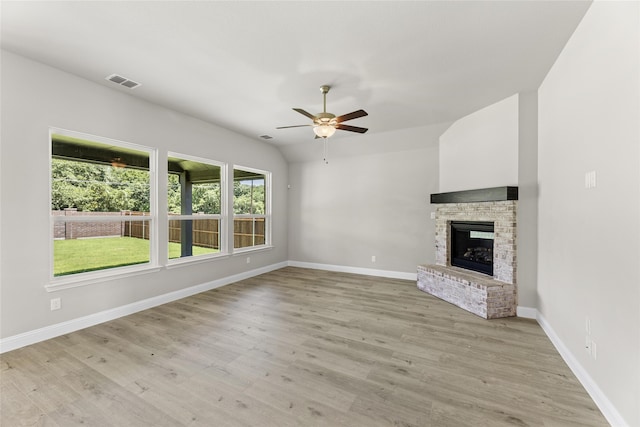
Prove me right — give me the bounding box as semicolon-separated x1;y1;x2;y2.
193;183;221;214
167;174;181;214
51;159;150;212
52;159;265;215
234;179;265;214
168;175;221;215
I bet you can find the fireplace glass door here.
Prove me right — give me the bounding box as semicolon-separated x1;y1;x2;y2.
450;221;494;275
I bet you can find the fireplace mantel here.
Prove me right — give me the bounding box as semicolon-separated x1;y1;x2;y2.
430;186;518;204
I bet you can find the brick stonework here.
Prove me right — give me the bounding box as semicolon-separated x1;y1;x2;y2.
52;209;143;240
418;200;517;318
417;265;516;319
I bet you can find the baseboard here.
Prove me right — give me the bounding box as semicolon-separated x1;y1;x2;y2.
287;260;417;281
0;261;288;354
537;312;628;427
516;306;537;319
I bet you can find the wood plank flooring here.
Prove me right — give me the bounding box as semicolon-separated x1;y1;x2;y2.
1;267;608;426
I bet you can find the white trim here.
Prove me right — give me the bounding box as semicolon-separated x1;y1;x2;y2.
516;306;537;319
49;127;159;282
537;312;629;427
1;261;287;354
232;244;273;255
52;215;152;223
233;165;271;249
168;214;222;221
166;253;229;268
287;260;417;281
46;265;162;292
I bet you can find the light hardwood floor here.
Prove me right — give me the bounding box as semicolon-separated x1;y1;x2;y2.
1;267;608;426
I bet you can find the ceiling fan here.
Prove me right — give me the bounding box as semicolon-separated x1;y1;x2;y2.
277;85;368;139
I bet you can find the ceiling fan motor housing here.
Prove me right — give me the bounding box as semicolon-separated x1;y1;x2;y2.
315;112;337;126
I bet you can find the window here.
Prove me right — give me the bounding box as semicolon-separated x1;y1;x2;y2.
233;167;270;250
168;154;225;261
50;129;156;280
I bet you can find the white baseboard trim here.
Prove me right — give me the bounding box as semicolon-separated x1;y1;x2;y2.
537;312;628;427
0;261;288;354
287;260;417;281
516;306;537;319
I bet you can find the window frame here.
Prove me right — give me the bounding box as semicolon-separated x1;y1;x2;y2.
167;152;227;266
232;165;272;253
47;128;158;291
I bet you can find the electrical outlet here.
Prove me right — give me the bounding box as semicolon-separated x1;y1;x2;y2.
371;255;376;263
50;298;61;311
430;212;436;220
246;257;251;264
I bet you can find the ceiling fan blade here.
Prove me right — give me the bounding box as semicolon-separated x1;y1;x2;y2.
336;109;368;123
336;124;368;134
276;124;312;129
293;108;316;120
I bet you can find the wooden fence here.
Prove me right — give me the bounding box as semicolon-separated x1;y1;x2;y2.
168;218;220;249
53;210;264;249
234;218;265;249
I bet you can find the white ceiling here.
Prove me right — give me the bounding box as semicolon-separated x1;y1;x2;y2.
1;1;591;154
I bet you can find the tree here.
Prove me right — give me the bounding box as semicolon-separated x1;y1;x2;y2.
234;179;265;214
52;159;263;215
51;159;150;212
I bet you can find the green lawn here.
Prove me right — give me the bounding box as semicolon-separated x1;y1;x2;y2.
54;237;218;276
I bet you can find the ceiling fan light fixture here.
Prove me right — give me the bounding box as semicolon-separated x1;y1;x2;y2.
313;124;336;139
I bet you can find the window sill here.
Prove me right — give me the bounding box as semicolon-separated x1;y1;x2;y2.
232;245;274;255
166;253;230;269
46;264;162;292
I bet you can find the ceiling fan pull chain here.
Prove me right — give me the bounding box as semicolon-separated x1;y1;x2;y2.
323;138;329;164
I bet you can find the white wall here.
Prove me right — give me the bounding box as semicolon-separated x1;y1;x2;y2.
538;2;640;425
287;123;445;275
437;93;539;309
516;92;539;310
439;94;519;193
0;51;288;339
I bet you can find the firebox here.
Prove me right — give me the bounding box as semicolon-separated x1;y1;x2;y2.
450;221;494;276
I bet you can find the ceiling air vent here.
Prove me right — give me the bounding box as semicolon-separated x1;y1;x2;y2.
105;74;141;89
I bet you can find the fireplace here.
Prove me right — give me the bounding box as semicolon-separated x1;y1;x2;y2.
450;221;494;276
417;186;518;319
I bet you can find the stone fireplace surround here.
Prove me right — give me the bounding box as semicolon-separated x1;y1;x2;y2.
417;187;518;319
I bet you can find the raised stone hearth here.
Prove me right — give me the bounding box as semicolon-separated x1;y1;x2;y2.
418;265;516;319
418;187;517;319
